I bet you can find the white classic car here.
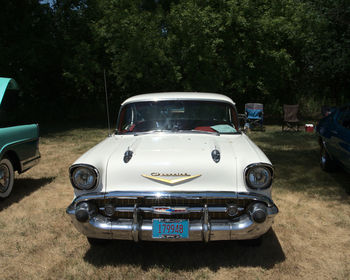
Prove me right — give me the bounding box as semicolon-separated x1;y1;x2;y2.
66;92;278;244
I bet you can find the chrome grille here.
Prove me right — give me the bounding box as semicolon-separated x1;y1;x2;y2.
93;197;252;219
99;198;249;207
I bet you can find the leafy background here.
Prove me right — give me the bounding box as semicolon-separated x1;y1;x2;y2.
0;0;349;122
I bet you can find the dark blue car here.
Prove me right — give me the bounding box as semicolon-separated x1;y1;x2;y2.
317;105;350;172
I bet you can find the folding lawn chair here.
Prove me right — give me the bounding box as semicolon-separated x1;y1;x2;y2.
237;113;247;130
282;104;300;131
245;103;264;130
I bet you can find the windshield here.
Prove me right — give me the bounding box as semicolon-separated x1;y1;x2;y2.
117;100;239;134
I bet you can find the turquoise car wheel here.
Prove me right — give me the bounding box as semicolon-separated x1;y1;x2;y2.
0;158;14;198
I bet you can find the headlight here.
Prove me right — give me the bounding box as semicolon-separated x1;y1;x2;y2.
69;164;99;190
245;163;273;189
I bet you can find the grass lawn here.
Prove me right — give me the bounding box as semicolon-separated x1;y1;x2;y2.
0;125;349;279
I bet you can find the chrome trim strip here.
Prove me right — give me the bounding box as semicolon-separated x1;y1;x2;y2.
202;204;210;242
99;206;243;214
132;204;139;242
21;156;40;172
72;192;105;205
21;154;41;166
72;191;276;207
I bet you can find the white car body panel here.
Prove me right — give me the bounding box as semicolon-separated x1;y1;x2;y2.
73;131;271;198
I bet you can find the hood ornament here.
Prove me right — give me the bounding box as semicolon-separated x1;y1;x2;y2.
142;173;201;185
211;149;220;163
123;149;133;163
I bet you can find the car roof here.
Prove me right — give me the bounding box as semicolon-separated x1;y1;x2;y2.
121;92;235;106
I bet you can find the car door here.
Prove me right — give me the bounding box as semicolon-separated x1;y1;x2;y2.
337;106;350;170
329;106;350;170
325;108;341;159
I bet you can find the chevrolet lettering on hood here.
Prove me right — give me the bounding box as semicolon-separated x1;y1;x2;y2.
142;173;201;185
66;92;278;245
150;172;191;176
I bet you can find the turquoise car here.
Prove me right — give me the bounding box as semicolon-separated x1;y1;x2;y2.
0;78;40;198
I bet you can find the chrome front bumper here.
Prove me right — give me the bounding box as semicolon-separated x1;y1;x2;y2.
66;191;278;242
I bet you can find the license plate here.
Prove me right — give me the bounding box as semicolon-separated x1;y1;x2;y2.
152;219;189;239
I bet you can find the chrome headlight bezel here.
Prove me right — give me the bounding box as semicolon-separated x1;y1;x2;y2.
69;164;99;190
244;163;273;190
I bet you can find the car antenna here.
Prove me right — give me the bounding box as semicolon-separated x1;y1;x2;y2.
104;69;111;136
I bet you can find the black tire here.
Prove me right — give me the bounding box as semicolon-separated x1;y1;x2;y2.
87;237;110;246
320;144;335;172
0;158;14;198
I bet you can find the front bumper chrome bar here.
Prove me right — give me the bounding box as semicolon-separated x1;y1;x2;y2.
66;191;278;242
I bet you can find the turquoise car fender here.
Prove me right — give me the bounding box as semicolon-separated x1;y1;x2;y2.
0;124;40;173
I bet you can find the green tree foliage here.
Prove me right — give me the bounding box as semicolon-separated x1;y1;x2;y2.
304;0;350;103
0;0;60;119
50;0;107;118
96;0;333;110
53;0;102;96
0;0;349;121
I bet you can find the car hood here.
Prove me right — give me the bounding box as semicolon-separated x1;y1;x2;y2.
72;133;270;194
0;77;19;104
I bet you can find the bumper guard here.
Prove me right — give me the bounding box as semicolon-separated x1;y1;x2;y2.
66;191;278;242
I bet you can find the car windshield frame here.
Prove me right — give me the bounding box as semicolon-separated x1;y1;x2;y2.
116;100;241;135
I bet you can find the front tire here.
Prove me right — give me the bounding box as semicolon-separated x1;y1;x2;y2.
320;144;335;172
0;158;14;198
